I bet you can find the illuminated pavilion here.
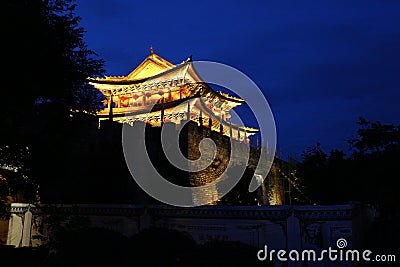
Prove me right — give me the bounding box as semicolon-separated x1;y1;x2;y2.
88;47;258;142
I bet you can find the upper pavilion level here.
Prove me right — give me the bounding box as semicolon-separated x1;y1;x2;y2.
88;48;258;141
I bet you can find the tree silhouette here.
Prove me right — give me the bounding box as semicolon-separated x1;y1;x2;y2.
297;118;400;207
1;0;104;216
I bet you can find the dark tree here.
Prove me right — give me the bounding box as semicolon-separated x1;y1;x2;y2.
1;0;104;216
347;118;400;207
4;0;104;117
349;117;400;155
296;118;400;206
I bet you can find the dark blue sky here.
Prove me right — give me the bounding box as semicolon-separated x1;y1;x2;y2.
75;0;400;160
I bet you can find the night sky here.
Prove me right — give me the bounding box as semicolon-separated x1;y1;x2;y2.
75;0;400;160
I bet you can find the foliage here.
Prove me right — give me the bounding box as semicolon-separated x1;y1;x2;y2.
42;209;130;267
1;0;104;216
185;240;271;267
349;117;400;155
296;117;400;207
4;0;105;116
2;226;274;267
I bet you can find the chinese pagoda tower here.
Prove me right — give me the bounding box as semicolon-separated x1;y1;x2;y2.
88;48;261;205
88;47;257;140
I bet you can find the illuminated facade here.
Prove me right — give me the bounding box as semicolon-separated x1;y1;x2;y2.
88;48;264;205
88;47;258;142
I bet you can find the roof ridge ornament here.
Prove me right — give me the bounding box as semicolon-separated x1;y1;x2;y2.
150;45;154;55
182;55;192;64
